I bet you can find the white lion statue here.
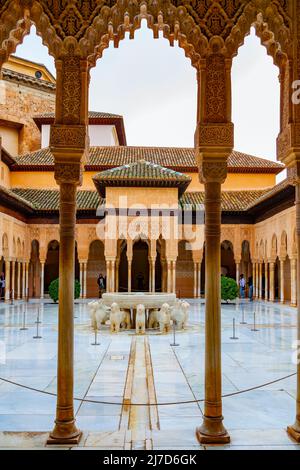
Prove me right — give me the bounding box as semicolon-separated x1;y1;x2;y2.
136;304;146;335
110;302;131;333
88;299;110;330
170;299;190;330
159;303;171;334
148;309;160;329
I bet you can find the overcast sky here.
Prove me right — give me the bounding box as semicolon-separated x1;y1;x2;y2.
15;23;280;164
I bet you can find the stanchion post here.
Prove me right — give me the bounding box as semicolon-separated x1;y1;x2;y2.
35;307;41;324
33;311;42;339
20;305;28;331
91;328;100;346
170;320;179;347
251;311;259;332
240;306;247;325
230;317;238;340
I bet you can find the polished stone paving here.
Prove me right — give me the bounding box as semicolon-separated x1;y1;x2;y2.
0;298;299;449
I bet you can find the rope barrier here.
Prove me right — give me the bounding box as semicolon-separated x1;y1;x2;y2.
0;371;296;406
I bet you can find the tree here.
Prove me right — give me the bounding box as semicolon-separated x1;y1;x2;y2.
49;278;81;303
221;275;239;302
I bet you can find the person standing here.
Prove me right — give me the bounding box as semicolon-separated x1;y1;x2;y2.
97;273;106;298
239;274;246;299
248;275;254;302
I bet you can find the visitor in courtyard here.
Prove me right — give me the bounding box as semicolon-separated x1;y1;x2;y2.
0;272;5;300
97;273;106;298
248;276;254;301
239;274;245;299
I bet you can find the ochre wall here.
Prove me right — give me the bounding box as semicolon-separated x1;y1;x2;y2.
185;172;276;191
0;125;19;156
9;169;278;192
0;162;11;188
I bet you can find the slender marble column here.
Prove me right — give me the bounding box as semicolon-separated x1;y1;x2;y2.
197;262;201;298
79;263;83;298
172;260;176;294
167;261;171;293
115;260;119;292
25;262;29;299
5;259;10;301
280;258;285;303
106;260;111;293
111;260;115;293
151;260;156;293
48;181;81;444
269;262;275;302
265;262;269;301
127;257;132;293
16;261;21;300
236;261;240;286
83;262;87;298
287;182;300;441
194;262;197;298
196;177;229;444
11;260;15;300
291;258;297;307
253;263;257;298
40;261;45;300
22;262;26;298
259;263;263;300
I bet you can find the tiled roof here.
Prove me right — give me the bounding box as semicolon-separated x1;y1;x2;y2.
34;111;123;120
3;181;292;214
180;190;268;212
92;160;191;197
2;68;56;91
12;146;284;174
11;188;103;211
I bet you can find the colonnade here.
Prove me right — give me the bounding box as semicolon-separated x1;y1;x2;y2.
3;259;29;301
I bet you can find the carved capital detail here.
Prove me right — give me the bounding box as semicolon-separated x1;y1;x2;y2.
199;161;227;184
197;123;234;147
50;124;87;149
54;163;83;186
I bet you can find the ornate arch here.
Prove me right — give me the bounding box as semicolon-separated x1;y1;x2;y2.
280;229;287;258
271;233;278;258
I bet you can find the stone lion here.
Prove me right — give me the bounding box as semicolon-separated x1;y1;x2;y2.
135;303;146;335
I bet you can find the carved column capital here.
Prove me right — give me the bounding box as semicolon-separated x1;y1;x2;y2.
54;162;83;186
199;160;227;184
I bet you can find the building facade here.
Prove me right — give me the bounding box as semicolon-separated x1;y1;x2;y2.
0;56;296;304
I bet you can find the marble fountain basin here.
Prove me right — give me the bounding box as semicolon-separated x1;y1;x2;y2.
102;292;176;309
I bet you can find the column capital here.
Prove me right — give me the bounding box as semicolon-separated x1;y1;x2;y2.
54;161;84;186
198;159;228;184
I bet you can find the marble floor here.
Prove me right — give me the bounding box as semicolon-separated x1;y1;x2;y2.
0;298;299;450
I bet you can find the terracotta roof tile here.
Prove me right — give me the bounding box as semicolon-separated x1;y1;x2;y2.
180;190;269;211
13;146;284;174
93;160;191;196
34;111;123;120
11;188;103;211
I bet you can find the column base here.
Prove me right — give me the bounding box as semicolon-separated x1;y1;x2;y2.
290;303;297;307
47;421;82;446
196;418;230;445
287;424;300;443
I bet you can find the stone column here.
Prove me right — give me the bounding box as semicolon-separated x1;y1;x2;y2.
167;261;171;293
48;53;89;445
287;181;300;440
11;260;15;300
196;160;230;444
4;259;10;301
235;260;240;286
106;260;111;293
259;262;263;300
40;261;45;300
25;262;29;299
172;260;176;294
269;262;275;302
194;262;197;298
291;258;297;307
265;262;269;301
79;262;83;298
16;261;21;300
83;262;87;298
197;262;201;298
115;259;119;293
151;260;156;293
22;262;26;299
127;257;132;293
280;258;285;303
111;259;115;293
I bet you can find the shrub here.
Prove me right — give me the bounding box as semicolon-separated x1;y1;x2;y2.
49;278;81;303
221;275;239;302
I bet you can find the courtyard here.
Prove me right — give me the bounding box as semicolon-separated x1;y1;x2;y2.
0;298;299;450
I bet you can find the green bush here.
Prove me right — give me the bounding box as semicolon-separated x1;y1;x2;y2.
221;276;239;302
49;278;81;303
